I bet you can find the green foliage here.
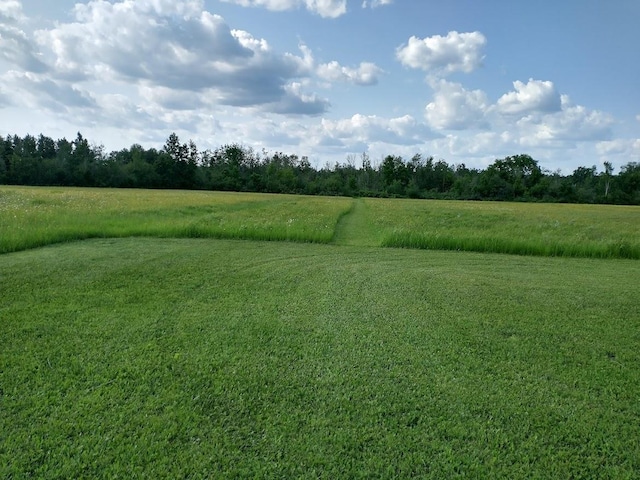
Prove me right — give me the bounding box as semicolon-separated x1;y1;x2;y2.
2;239;639;477
2;132;640;204
616;162;640;204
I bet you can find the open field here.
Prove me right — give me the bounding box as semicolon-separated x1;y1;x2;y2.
1;186;640;477
2;238;639;478
0;186;353;254
2;186;639;258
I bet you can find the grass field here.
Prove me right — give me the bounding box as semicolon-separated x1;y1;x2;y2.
1;186;640;478
0;187;353;254
2;186;639;258
360;197;640;258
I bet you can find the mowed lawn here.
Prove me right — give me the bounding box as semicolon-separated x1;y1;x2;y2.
2;238;640;478
1;186;640;477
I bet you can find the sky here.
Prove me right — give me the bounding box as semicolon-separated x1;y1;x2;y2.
1;0;639;173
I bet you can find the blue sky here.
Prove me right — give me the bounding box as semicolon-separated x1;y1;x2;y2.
1;0;639;173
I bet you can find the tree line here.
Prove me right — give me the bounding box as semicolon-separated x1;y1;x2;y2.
1;132;639;204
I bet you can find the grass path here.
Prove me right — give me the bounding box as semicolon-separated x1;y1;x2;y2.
331;198;381;247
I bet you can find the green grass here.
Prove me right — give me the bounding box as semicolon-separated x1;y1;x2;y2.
1;186;640;477
1;238;639;478
357;197;640;258
2;186;639;258
0;186;353;253
330;198;383;247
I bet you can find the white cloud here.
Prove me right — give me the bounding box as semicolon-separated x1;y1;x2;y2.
307;0;348;17
0;0;24;21
396;31;486;76
285;44;315;75
30;0;325;113
221;0;347;18
207;112;439;165
91;93;167;131
497;79;561;116
36;2;252;82
1;71;97;112
317;60;382;85
421;77;613;149
319;113;431;146
425;80;490;130
0;0;48;72
554;97;614;141
516;95;613;146
594;139;640;172
596;139;629;155
226;116;309;148
0;24;48;72
362;0;393;8
270;82;330;114
139;85;206;111
231;29;271;52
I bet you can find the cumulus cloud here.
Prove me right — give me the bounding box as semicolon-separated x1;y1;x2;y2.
0;0;48;72
404;74;618;168
396;31;486;76
0;0;24;21
497;79;561;116
270;82;330;114
596;139;639;156
221;0;347;18
515;95;613;147
320;113;431;146
1;71;97;112
227;116;309;147
425;80;490;130
0;1;629;173
421;76;613;149
552;96;614;141
0;24;48;72
37;4;255;84
139;85;206;111
30;0;326;113
227;113;438;161
317;61;382;85
429;131;515;162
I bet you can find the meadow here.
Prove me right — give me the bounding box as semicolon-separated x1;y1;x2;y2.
0;186;353;254
360;197;640;258
2;186;640;258
1;186;640;478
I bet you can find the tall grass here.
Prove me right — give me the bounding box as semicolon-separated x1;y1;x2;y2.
2;187;639;258
384;232;638;258
0;186;352;253
366;198;640;259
